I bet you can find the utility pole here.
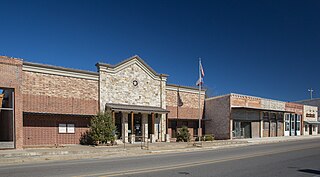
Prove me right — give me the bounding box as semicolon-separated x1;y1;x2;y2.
308;88;314;100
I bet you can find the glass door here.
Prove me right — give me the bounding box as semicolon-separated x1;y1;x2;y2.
134;114;142;142
284;114;290;136
290;114;296;136
296;115;301;136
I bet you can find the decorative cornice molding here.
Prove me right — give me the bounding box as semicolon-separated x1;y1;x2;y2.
23;62;99;81
96;55;168;81
166;84;206;95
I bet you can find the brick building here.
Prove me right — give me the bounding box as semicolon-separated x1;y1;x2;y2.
2;54;317;149
0;55;204;149
166;84;205;138
295;99;320;134
204;93;318;140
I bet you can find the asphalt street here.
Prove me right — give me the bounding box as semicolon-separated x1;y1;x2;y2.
0;138;319;177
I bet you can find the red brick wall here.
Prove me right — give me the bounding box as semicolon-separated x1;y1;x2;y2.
204;95;231;139
285;102;303;114
166;89;205;119
22;70;98;115
231;94;261;108
0;56;23;149
23;113;90;146
168;119;198;137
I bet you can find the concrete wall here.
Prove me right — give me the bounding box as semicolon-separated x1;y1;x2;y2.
0;56;23;149
204;95;231;139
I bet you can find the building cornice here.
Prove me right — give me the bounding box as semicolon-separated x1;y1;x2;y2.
23;61;99;81
96;55;168;81
166;84;206;95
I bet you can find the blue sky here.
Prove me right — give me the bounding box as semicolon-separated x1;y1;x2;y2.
1;0;319;101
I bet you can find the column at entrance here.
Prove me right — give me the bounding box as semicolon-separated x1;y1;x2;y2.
150;113;156;143
160;114;166;142
130;112;135;143
122;113;129;143
142;114;148;142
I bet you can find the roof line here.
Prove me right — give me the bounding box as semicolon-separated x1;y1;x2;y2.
166;83;206;91
295;98;320;103
96;55;168;77
23;61;99;76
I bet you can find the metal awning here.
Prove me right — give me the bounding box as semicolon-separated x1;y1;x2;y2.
304;121;320;124
106;103;169;114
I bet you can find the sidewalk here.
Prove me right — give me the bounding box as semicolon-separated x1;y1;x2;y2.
0;135;319;166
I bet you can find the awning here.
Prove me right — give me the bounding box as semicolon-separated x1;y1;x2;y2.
304;121;320;124
106;103;169;114
232;106;286;112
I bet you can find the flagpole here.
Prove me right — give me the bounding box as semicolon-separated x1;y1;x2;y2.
198;58;201;142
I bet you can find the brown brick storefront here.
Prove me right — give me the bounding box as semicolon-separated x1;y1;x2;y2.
0;57;23;149
21;62;99;147
23;113;90;146
166;84;205;138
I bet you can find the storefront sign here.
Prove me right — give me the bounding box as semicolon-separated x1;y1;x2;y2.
306;113;315;118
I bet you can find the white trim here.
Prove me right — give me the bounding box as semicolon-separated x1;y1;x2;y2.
23;64;99;80
166;85;205;95
205;94;231;101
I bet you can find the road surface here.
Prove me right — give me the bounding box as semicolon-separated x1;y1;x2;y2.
0;138;319;177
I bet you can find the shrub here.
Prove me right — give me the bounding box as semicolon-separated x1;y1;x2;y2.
177;126;191;142
195;134;214;141
89;111;116;145
79;130;94;145
204;134;214;141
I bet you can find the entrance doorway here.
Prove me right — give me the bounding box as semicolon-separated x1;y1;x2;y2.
128;114;142;142
309;124;312;135
0;88;15;149
134;114;142;142
233;121;251;139
115;113;122;140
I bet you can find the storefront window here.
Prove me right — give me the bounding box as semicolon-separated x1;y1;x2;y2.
263;121;269;130
263;112;269;120
296;115;301;131
285;122;290;131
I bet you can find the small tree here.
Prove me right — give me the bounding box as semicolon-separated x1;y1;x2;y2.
177;126;191;142
90;111;116;145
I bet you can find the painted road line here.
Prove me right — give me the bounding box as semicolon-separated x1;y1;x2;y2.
72;144;320;177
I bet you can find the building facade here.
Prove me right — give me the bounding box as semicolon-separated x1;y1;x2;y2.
0;55;204;149
204;93;318;140
1;54;318;149
166;84;205;139
302;105;318;135
295;99;320;134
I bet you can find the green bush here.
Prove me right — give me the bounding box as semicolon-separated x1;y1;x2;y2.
195;134;214;141
177;126;191;142
88;111;116;145
204;134;214;141
79;130;94;145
